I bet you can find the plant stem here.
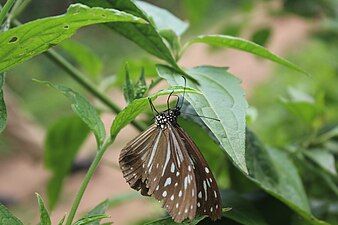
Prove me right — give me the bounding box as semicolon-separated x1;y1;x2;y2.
65;137;113;225
0;0;16;25
44;49;147;132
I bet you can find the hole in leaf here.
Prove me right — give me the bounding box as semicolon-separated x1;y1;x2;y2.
63;25;69;29
9;36;18;43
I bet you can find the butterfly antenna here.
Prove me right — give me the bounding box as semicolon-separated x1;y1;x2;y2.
183;112;220;121
148;97;159;115
167;90;175;110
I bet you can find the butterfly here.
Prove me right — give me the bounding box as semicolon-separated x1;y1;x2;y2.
119;87;222;223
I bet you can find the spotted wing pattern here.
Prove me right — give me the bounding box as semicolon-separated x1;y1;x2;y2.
119;122;221;222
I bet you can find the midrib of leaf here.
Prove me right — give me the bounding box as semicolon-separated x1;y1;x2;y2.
200;74;244;170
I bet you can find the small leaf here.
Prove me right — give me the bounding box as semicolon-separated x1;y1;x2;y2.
0;74;7;133
0;3;146;73
157;65;248;174
281;87;319;123
78;0;178;68
304;148;337;175
122;66;134;103
45;116;90;208
145;216;205;225
59;40;103;80
186;35;309;76
36;193;51;225
110;86;200;138
85;193;139;225
0;204;24;225
73;214;110;225
115;58;157;86
58;214;66;225
36;80;105;146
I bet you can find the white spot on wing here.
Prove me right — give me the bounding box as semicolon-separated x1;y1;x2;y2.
205;167;210;173
164;177;171;187
162;191;167;197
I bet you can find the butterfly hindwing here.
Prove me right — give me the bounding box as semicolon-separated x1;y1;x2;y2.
176;126;222;220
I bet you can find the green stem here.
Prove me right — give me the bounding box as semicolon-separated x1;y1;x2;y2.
0;0;16;25
65;137;113;225
44;49;147;132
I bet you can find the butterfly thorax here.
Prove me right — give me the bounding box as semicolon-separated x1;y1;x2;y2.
155;108;181;129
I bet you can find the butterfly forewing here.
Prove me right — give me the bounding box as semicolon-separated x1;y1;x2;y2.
119;108;221;222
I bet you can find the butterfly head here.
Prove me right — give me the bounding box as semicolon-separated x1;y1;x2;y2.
155;108;180;129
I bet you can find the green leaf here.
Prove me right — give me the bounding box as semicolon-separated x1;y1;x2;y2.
73;214;110;225
179;118;230;188
145;216;205;225
221;190;268;225
0;74;6;133
251;27;271;47
0;3;146;73
186;35;309;76
245;130;329;225
304;148;337;175
281;87;319;123
145;188;268;224
36;193;51;225
85;193;139;225
134;1;188;36
78;0;178;68
45;116;90;208
157;65;248;174
37;80;105;146
110;86;200;138
116;58;157;86
58;214;66;225
0;204;24;225
59;40;103;80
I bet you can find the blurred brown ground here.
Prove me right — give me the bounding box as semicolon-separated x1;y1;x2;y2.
0;6;312;225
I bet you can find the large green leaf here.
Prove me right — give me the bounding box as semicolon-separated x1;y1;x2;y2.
110;86;200;138
37;80;105;146
78;0;178;68
45;116;90;208
0;3;146;73
134;1;189;36
221;190;268;225
185;35;309;75
245;130;329;225
0;204;24;225
36;193;52;225
157;65;248;174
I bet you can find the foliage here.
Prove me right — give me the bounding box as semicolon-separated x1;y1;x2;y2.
0;1;336;225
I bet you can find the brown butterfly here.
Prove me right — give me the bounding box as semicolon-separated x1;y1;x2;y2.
119;88;221;222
